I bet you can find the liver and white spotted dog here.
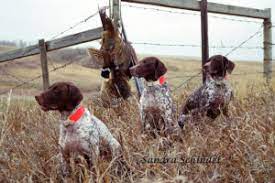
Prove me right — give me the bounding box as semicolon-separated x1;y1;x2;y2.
35;82;121;176
130;57;174;135
178;55;235;128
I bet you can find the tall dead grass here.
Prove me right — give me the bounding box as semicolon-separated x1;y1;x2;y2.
0;84;274;182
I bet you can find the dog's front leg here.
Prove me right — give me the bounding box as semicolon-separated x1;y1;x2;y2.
90;146;99;168
164;104;175;133
58;152;70;178
140;108;146;133
86;146;99;182
58;125;70;178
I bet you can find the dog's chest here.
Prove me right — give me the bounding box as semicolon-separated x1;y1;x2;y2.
202;79;232;106
141;84;171;109
59;114;100;153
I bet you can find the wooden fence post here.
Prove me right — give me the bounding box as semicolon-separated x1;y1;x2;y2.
112;0;121;28
112;0;143;96
200;0;209;83
109;0;113;19
39;39;50;90
263;8;272;82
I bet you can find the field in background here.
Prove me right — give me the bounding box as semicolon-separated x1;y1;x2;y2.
0;48;274;97
0;47;274;182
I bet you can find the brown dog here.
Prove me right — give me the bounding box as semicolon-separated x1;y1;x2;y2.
35;82;121;177
130;57;174;135
130;57;167;82
178;55;235;128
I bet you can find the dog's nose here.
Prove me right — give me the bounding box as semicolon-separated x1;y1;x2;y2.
35;96;41;104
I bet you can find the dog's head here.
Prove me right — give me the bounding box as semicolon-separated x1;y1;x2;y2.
203;55;235;79
35;82;83;112
129;57;167;82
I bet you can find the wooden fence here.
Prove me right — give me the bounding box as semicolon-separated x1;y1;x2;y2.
0;0;272;91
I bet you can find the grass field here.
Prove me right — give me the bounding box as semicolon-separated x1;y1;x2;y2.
0;53;274;96
0;54;274;182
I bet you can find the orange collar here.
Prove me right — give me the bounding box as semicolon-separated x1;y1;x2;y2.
68;105;85;123
159;75;166;85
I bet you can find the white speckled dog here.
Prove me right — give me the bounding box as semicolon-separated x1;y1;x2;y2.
130;57;174;135
35;82;121;176
178;55;235;128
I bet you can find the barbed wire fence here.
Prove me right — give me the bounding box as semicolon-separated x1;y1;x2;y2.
46;7;109;70
122;4;275;91
122;4;264;24
0;8;105;95
0;5;274;95
0;59;83;95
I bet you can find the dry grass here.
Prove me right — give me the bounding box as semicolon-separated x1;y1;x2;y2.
0;56;275;182
0;81;275;182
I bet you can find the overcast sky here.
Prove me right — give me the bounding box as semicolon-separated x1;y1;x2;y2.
0;0;274;61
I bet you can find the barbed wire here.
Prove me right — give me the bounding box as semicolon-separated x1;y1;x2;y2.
123;3;275;26
225;25;264;56
131;42;263;49
0;59;80;95
1;36;270;95
0;7;104;87
171;70;275;91
123;4;263;24
170;71;275;79
170;24;272;91
47;56;57;69
1;69;26;83
231;71;275;76
123;4;199;16
172;71;202;92
50;7;108;40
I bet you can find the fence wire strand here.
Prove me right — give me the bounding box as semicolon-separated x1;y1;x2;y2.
0;59;80;95
225;25;264;56
132;42;263;49
50;7;108;40
123;4;263;24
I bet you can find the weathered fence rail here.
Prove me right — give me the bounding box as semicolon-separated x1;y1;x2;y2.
0;27;103;63
122;0;270;19
0;27;103;90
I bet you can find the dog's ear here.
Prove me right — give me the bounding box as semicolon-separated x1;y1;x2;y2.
66;83;83;111
155;58;167;79
203;60;212;73
225;57;235;74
